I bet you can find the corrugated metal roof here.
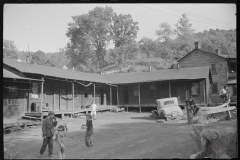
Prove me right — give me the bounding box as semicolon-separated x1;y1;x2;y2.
3;68;42;81
3;59;112;84
104;66;211;84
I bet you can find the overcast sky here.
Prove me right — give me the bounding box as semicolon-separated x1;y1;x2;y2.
3;3;236;53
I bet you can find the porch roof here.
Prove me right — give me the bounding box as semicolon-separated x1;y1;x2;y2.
3;68;43;82
3;59;112;84
226;79;236;85
104;66;212;84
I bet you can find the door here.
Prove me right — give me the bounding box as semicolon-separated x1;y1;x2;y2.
123;86;129;104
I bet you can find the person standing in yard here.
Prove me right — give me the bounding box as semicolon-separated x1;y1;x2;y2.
54;124;68;159
82;113;93;147
187;95;200;116
220;85;230;103
190;129;230;159
91;100;97;120
39;111;55;158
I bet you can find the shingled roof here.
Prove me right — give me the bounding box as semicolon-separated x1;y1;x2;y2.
3;68;42;82
3;59;112;84
3;59;212;84
104;66;212;84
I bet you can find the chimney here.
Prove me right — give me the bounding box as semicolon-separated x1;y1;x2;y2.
194;41;199;49
148;65;152;72
215;49;220;56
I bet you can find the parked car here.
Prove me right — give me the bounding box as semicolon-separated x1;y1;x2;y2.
155;97;183;117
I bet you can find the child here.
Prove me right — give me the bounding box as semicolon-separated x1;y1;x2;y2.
187;96;200;116
81;113;93;147
54;124;68;159
91;100;97;120
190;129;230;159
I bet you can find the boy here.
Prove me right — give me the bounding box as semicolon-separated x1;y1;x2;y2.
91;100;97;120
81;113;93;147
54;124;68;159
220;85;230;103
187;96;200;116
39;111;55;158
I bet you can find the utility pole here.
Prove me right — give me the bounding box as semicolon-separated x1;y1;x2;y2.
28;44;30;63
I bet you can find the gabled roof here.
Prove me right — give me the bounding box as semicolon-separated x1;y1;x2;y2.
3;68;43;82
104;66;212;84
177;49;234;62
3;59;112;84
3;59;212;84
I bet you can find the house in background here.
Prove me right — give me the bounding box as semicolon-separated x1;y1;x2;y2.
177;41;237;104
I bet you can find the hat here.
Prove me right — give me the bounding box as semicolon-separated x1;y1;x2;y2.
57;125;65;131
48;111;55;116
200;129;220;143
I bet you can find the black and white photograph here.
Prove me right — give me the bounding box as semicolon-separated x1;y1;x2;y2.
3;3;237;159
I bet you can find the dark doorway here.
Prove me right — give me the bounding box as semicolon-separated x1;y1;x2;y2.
123;86;129;104
101;87;104;105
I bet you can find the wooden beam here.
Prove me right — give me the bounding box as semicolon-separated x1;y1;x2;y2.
72;82;74;111
40;77;44;113
169;81;171;97
138;83;141;113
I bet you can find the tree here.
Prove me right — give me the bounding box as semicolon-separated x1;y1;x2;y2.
31;50;47;65
66;6;114;72
155;22;175;42
3;39;18;59
138;37;157;58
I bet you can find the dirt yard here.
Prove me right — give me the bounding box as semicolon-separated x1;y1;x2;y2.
4;111;237;159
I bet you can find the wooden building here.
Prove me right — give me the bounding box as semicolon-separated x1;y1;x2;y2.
3;58;212;120
177;41;237;103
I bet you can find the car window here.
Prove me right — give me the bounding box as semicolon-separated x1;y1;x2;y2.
163;100;175;106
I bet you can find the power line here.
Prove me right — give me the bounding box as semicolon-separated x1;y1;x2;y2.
136;4;235;29
155;4;235;26
197;4;236;15
213;4;236;13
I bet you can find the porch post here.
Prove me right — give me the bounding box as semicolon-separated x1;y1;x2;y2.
40;77;44;113
138;83;141;113
117;86;119;106
94;83;95;101
53;83;55;111
169;81;171;97
110;85;112;106
203;80;206;107
72;82;74;111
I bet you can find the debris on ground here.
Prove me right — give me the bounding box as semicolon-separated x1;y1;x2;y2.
110;107;125;113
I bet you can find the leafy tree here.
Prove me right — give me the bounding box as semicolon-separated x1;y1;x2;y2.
31;50;47;65
155;22;175;42
3;39;18;59
66;6;114;72
138;37;157;58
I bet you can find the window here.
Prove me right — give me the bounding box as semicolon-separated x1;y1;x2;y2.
211;63;217;74
134;85;139;96
7;86;18;105
84;92;88;98
212;83;218;94
150;83;156;96
191;82;200;95
233;85;237;96
164;100;174;105
32;83;40;98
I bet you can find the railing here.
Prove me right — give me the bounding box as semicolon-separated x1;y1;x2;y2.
228;72;236;80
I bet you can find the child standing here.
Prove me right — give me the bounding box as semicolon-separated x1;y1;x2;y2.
91;100;97;120
54;124;68;159
81;113;93;147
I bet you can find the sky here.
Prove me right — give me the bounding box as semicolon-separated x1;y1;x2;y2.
3;3;236;53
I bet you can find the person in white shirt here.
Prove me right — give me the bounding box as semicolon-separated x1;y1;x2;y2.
219;85;230;103
91;100;97;120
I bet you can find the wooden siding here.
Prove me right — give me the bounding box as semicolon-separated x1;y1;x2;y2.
179;50;228;103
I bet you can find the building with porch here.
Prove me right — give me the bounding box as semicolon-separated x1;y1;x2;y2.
3;58;212;120
177;41;237;103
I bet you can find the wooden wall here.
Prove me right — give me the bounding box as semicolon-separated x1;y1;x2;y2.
178;49;228;103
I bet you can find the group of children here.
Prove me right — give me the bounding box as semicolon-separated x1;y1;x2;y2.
39;100;97;159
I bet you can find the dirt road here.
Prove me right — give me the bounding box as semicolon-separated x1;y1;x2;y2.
4;112;236;159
